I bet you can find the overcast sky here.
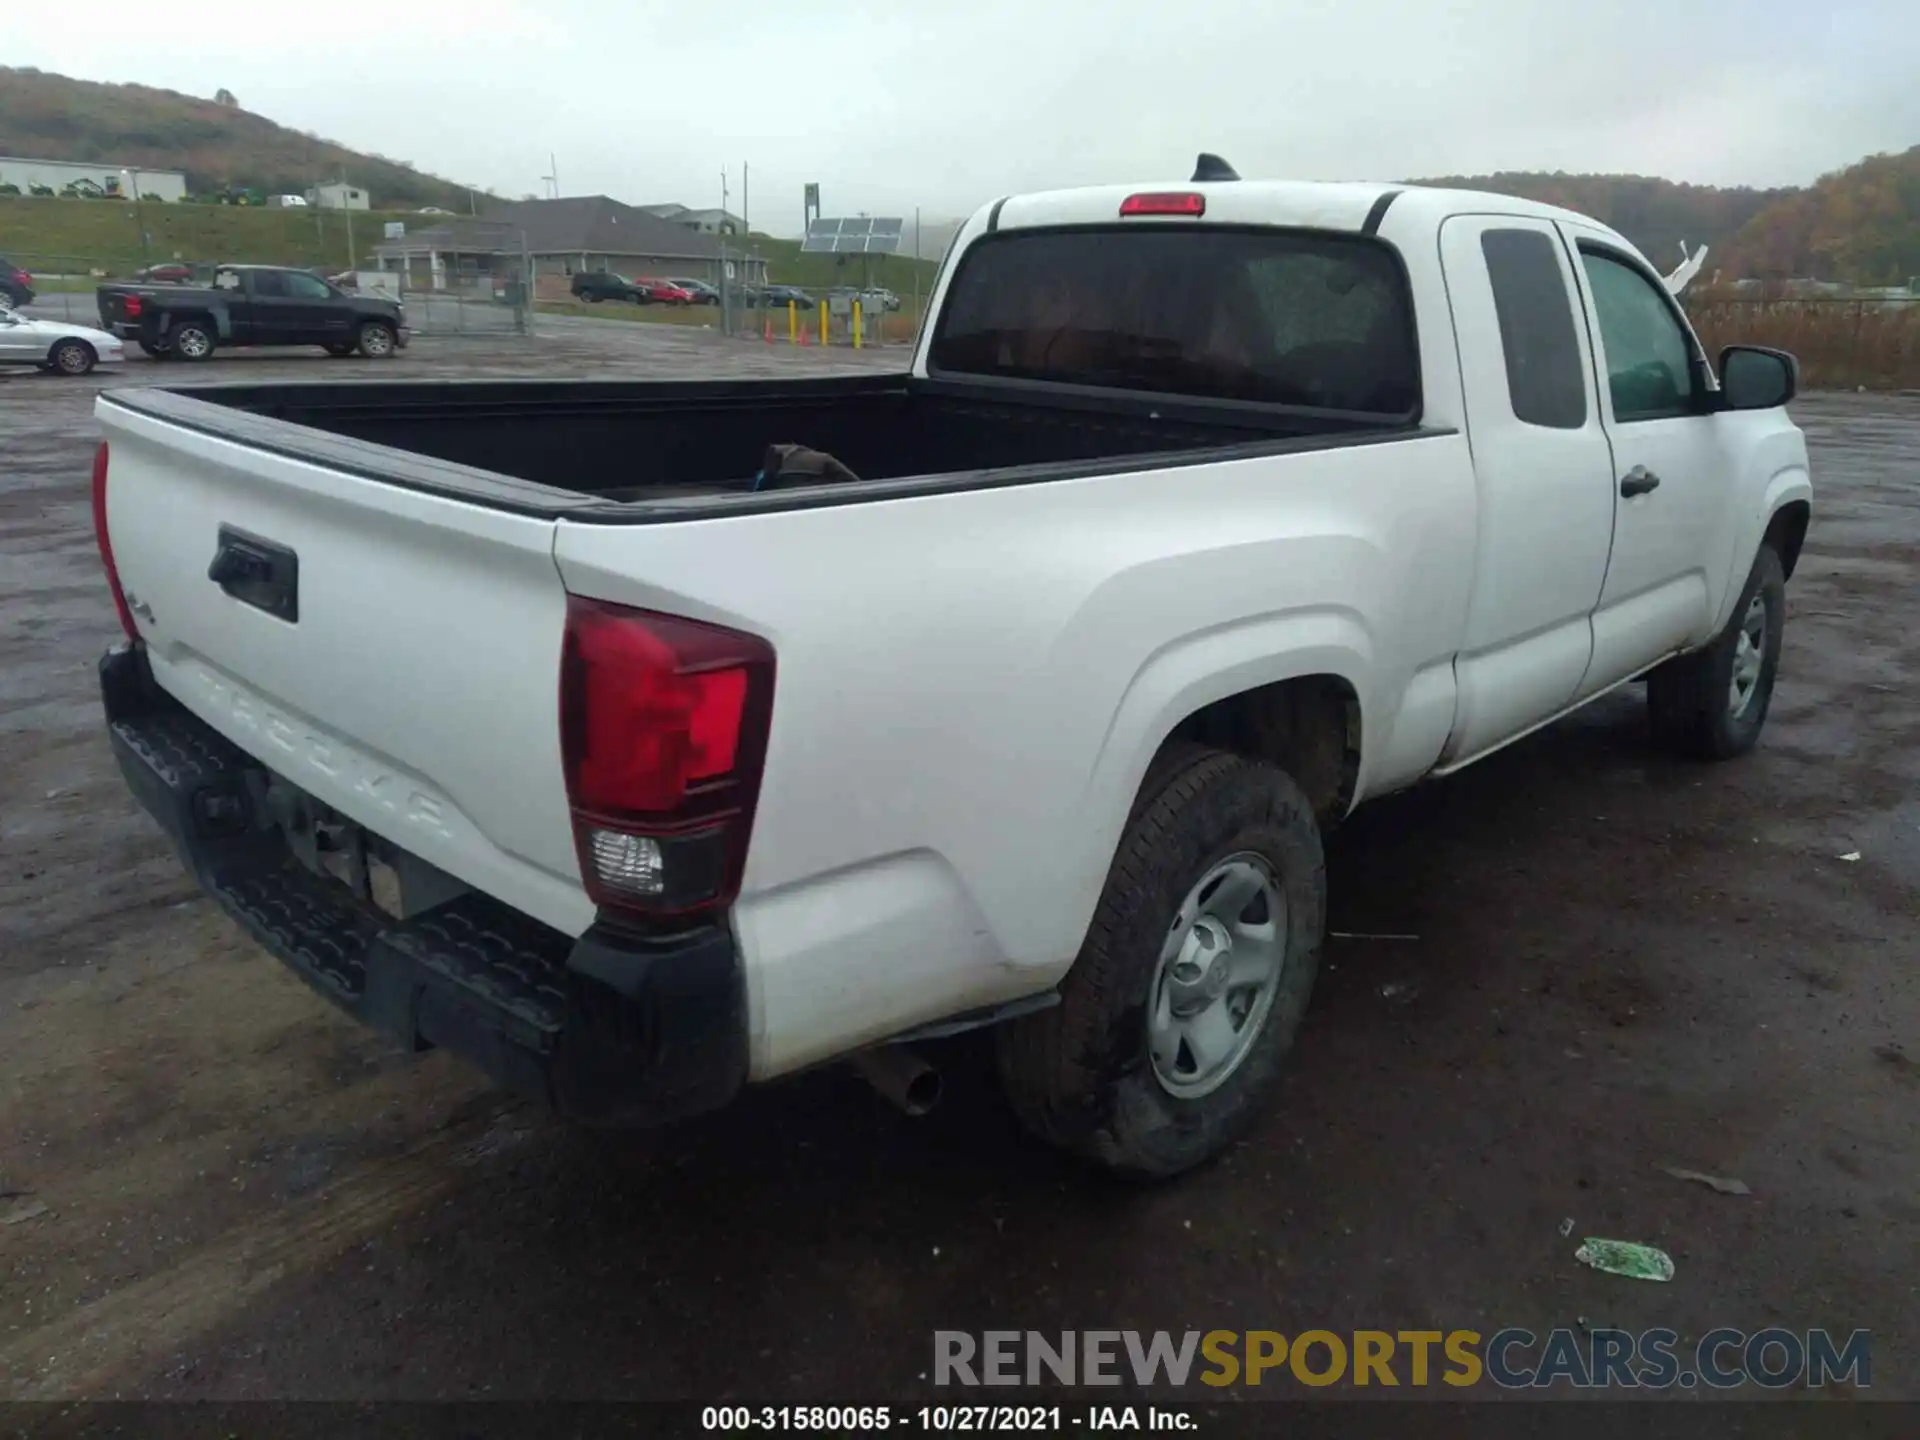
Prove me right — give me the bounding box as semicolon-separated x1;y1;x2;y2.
17;0;1920;234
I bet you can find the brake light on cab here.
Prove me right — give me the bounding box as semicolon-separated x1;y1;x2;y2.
559;596;775;919
1119;192;1207;217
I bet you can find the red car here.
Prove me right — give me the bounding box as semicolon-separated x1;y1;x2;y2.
134;262;198;284
637;278;693;305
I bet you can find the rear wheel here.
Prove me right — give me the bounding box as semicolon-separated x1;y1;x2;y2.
169;321;215;361
1647;545;1786;759
49;338;96;376
356;321;397;358
996;744;1326;1178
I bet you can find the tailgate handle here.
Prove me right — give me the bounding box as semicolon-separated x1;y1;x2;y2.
209;526;299;623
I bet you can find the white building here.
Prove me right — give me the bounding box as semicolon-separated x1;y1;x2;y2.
307;181;371;211
0;156;188;202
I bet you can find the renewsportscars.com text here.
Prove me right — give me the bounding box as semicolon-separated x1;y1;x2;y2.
933;1328;1872;1390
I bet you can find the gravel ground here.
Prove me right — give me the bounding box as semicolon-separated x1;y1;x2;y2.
0;326;1914;1407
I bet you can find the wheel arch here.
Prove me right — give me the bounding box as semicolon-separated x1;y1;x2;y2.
1764;498;1811;579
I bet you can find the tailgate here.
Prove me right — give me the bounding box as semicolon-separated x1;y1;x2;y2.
95;398;593;937
97;288;138;327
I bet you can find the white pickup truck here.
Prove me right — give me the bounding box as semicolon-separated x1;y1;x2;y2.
92;159;1812;1176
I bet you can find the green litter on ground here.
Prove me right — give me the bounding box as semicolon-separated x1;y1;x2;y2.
1575;1238;1675;1282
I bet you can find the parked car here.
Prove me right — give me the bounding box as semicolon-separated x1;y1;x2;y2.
0;257;35;309
96;264;408;360
762;284;816;309
637;278;694;305
570;271;648;304
90;160;1811;1178
666;277;721;306
133;262;198;285
0;304;124;374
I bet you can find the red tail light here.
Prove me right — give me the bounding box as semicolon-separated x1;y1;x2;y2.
1120;192;1207;217
559;596;775;918
124;294;144;318
91;443;139;640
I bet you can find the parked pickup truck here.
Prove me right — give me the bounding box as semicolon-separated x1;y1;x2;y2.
91;159;1811;1176
97;263;408;362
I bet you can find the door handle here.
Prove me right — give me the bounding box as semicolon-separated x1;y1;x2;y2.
1619;466;1662;498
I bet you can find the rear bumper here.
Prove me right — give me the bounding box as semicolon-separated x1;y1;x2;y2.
100;642;747;1126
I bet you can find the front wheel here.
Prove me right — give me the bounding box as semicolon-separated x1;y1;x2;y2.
356;321;397;358
49;338;96;376
996;745;1326;1178
1647;545;1786;759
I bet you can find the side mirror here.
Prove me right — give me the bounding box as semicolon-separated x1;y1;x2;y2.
1719;345;1797;411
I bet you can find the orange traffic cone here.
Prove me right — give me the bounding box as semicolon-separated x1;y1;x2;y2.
763;317;773;343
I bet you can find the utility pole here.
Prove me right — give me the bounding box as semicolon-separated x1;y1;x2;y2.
720;166;729;229
743;162;750;234
123;168;152;267
543;153;559;200
342;172;356;271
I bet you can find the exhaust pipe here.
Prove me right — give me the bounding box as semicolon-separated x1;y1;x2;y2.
849;1044;943;1117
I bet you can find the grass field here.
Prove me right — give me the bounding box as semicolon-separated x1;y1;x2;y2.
0;195;941;295
1688;296;1920;391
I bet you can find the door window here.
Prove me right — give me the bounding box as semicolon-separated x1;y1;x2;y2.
286;271;332;300
1580;249;1696;421
250;270;291;298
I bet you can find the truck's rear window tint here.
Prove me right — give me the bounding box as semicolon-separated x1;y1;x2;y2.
929;226;1418;415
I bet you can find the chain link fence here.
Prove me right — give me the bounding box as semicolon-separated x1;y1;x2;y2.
0;248;533;337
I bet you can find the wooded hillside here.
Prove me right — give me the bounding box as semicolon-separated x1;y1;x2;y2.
0;66;477;210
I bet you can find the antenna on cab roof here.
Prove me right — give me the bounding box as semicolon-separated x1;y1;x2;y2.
1192;153;1240;182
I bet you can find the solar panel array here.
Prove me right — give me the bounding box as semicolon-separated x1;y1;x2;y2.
801;217;906;254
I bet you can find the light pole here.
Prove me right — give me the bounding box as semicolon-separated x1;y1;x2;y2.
122;168;152;268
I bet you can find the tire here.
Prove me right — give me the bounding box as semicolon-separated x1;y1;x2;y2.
996;744;1326;1178
169;321;215;361
583;292;602;303
1647;545;1786;760
49;338;96;376
355;321;397;358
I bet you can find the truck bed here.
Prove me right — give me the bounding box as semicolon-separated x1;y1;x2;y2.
103;373;1421;518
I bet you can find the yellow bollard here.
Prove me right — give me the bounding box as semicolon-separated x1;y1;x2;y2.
787;300;797;344
819;303;829;347
852;299;863;350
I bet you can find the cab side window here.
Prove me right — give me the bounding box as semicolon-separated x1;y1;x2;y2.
1481;228;1587;429
1580;249;1696;421
250;270;290;298
286;272;332;300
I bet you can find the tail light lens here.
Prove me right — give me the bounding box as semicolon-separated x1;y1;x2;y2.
124;294;144;318
1119;192;1207;217
559;596;775;918
91;443;139;640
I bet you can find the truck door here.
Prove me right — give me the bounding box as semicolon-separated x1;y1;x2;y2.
1434;215;1617;767
243;268;328;343
1560;229;1738;695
